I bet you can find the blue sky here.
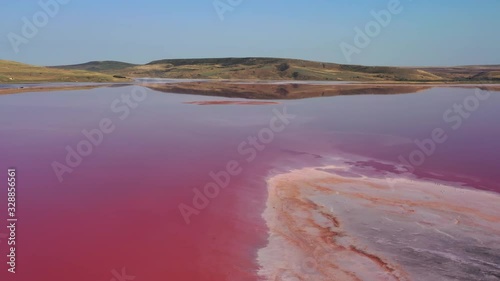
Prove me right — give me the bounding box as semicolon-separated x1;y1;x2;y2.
1;0;499;66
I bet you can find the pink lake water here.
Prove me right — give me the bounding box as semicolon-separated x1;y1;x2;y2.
0;85;499;281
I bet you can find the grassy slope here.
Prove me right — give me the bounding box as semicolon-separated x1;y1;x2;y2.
0;60;130;83
53;57;500;83
48;60;138;72
123;58;443;82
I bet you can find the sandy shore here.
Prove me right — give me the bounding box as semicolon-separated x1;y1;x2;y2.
258;165;500;280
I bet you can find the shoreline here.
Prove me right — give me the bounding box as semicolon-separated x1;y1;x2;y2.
257;164;500;280
1;80;500;98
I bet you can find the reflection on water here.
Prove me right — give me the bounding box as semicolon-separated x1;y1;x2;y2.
133;77;355;85
0;82;121;89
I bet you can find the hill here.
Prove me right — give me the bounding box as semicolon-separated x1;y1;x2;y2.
49;60;138;73
0;60;130;83
52;57;500;83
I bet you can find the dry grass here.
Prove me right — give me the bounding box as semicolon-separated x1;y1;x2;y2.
55;58;500;83
0;60;131;83
111;61;443;82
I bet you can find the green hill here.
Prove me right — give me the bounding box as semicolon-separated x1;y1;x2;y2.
49;60;138;73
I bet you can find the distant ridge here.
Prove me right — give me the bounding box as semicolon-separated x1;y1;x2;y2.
147;57;302;66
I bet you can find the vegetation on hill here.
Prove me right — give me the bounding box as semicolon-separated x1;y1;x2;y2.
53;57;500;83
0;57;493;84
48;60;138;73
0;60;130;83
